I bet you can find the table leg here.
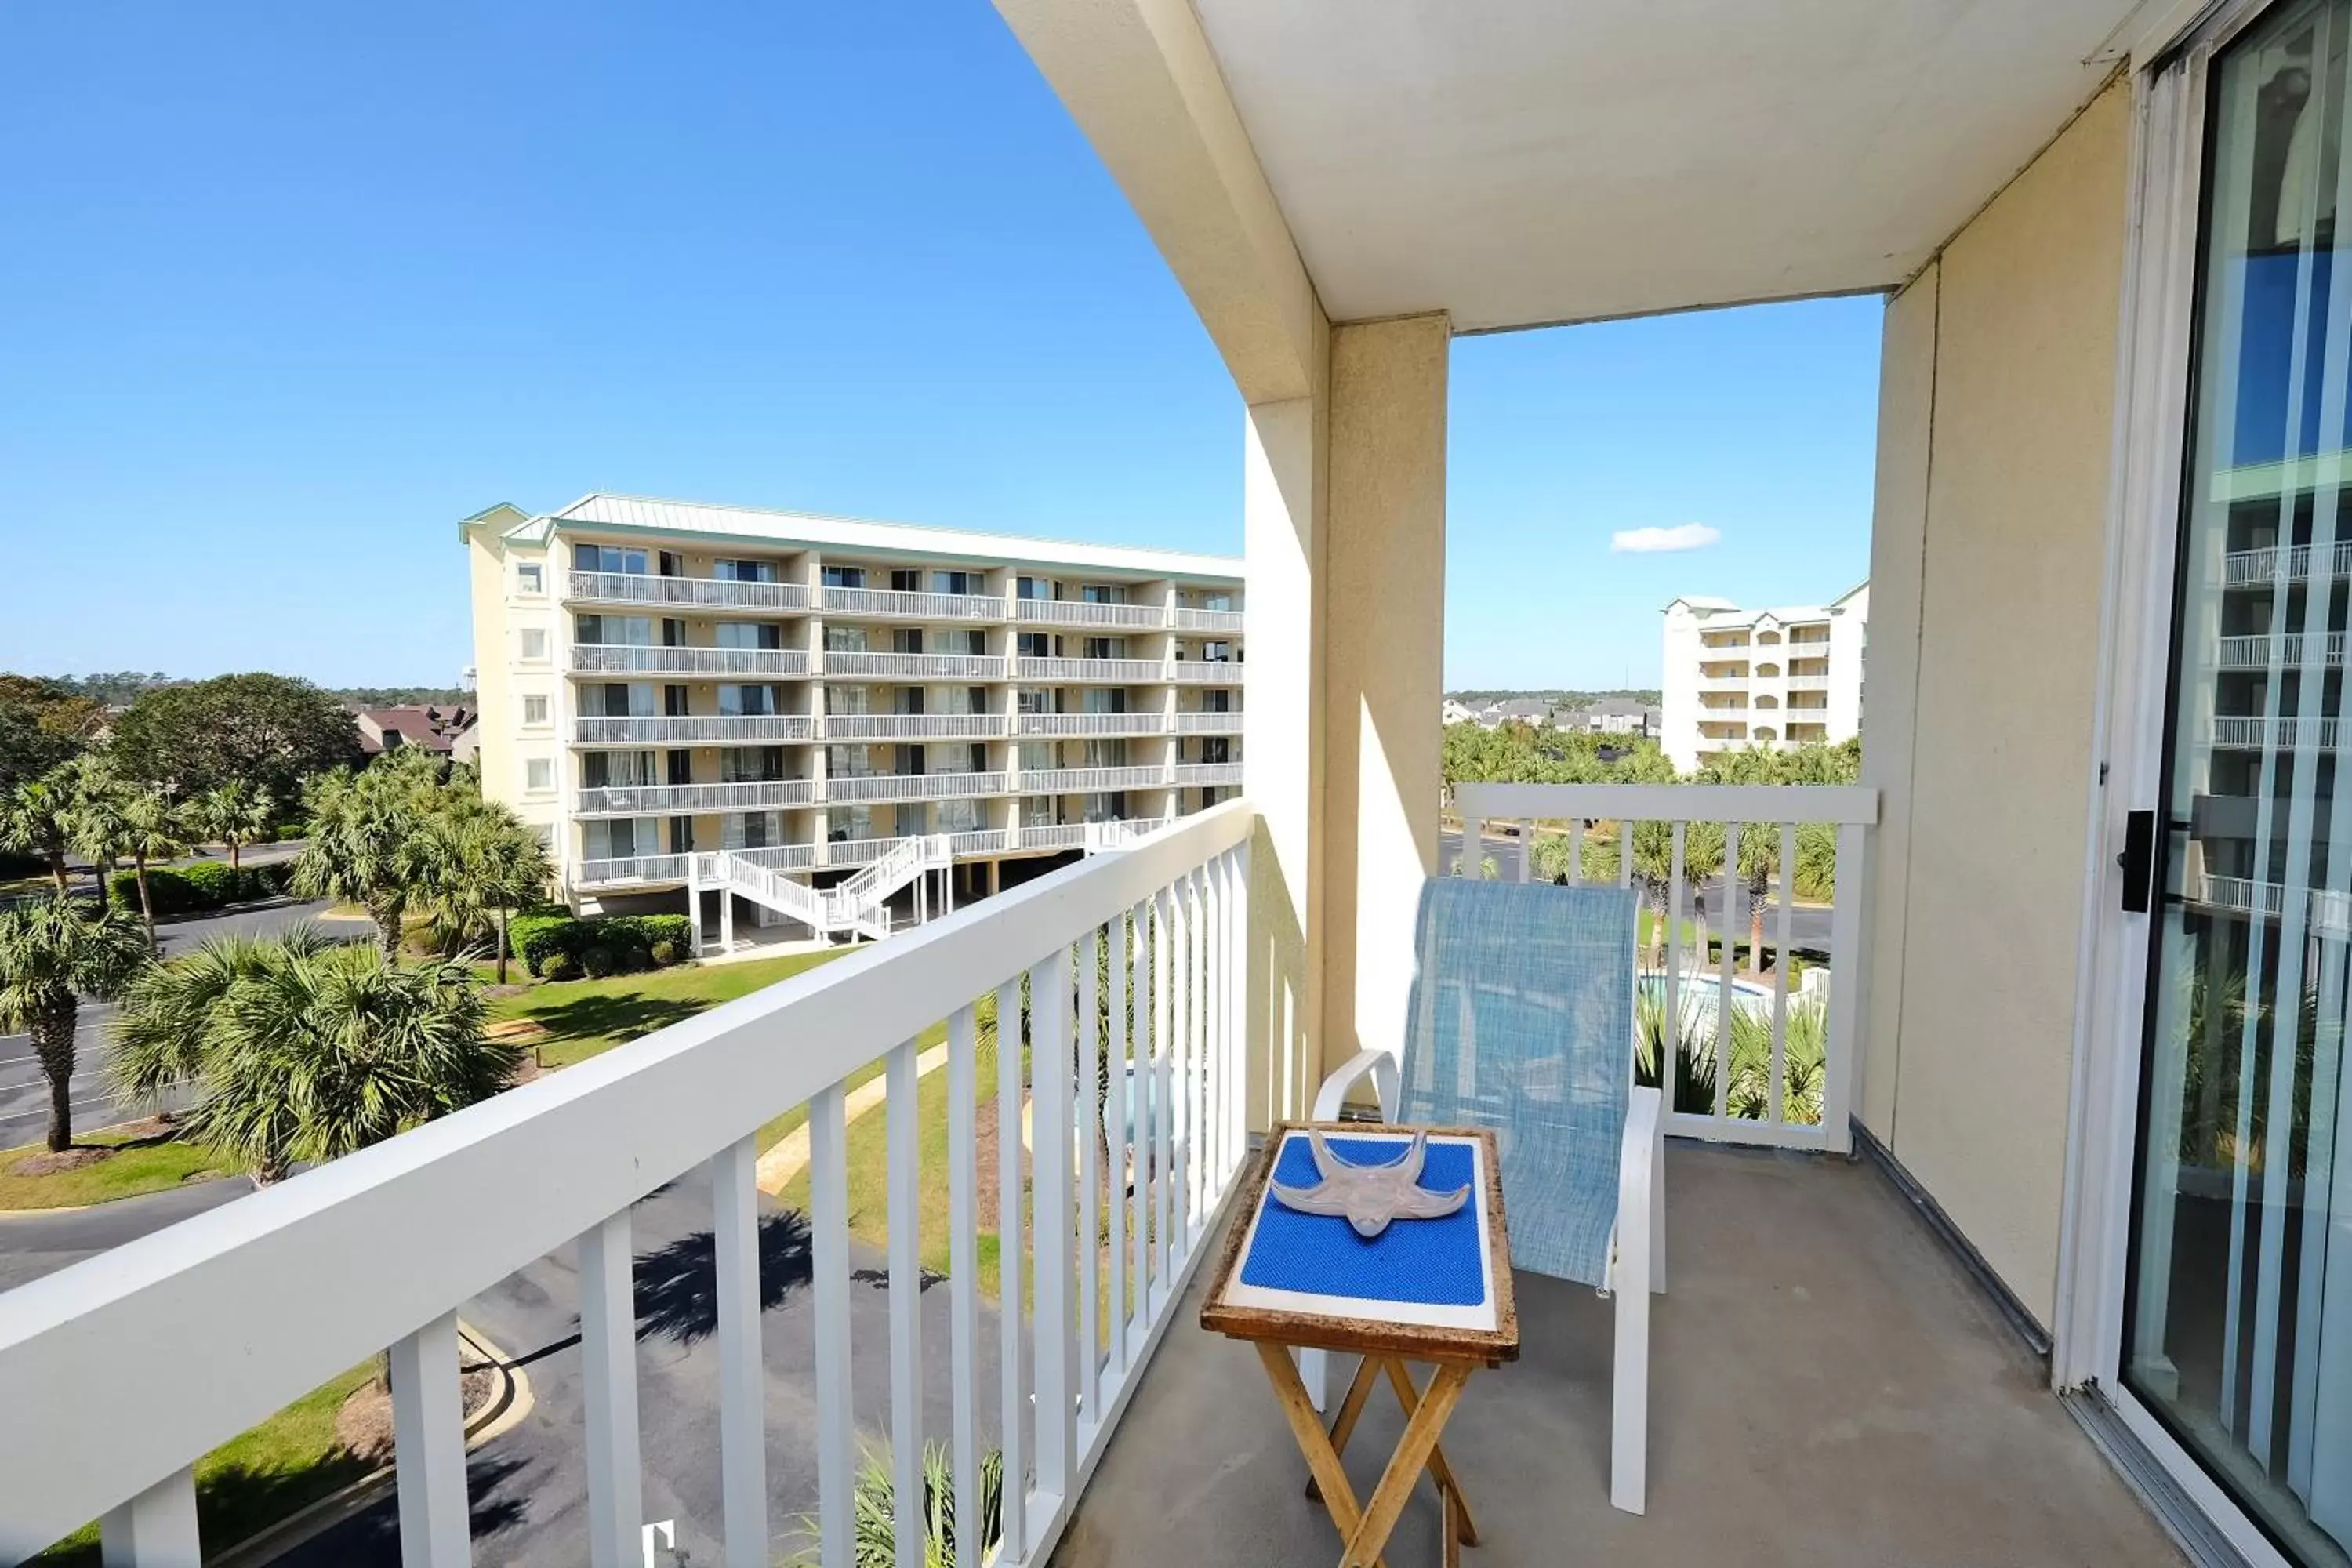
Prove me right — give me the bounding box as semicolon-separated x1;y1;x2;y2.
1339;1363;1472;1568
1255;1341;1389;1568
1307;1355;1383;1501
1443;1483;1465;1568
1380;1359;1482;1546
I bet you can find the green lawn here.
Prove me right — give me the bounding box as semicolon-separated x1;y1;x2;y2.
33;1362;379;1564
489;947;852;1069
0;1124;239;1210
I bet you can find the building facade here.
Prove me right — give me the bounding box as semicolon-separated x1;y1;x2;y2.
461;494;1243;935
1658;583;1867;771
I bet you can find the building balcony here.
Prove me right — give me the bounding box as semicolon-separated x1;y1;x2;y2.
2215;631;2346;669
1015;710;1170;737
825;769;1007;804
1174;709;1244;734
1168;659;1242;684
820;712;1007;741
1173;760;1244;787
1015;764;1171;794
573;714;817;746
1013;655;1164;683
1783;672;1831;689
569;644;811;677
2223;539;2352;586
1011;597;1167;630
1697;672;1749;689
818;586;1007;622
565;570;813;613
2209;714;2343;750
1171;605;1246;633
573;851;693;888
577;779;818;816
820;650;1007;681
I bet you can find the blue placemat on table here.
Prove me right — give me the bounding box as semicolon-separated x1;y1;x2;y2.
1239;1134;1485;1308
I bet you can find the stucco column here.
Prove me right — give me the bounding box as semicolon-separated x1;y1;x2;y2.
1320;314;1450;1085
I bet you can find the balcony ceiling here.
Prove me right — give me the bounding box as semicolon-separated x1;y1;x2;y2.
1185;0;2143;331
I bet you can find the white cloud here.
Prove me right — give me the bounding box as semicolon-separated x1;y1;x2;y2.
1610;523;1722;554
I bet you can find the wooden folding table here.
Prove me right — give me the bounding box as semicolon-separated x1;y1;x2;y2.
1201;1120;1517;1568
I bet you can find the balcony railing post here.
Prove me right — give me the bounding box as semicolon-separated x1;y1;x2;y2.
388;1312;471;1568
711;1136;769;1567
1031;947;1076;1508
809;1082;855;1568
99;1468;198;1568
1821;822;1868;1154
578;1210;644;1568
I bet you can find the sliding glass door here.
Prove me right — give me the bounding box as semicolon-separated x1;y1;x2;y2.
2132;4;2352;1562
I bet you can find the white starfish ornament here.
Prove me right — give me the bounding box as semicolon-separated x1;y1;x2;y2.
1269;1131;1471;1237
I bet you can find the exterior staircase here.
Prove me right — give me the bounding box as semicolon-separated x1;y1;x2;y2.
695;834;952;948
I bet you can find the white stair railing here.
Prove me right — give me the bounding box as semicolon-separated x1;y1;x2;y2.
0;800;1258;1568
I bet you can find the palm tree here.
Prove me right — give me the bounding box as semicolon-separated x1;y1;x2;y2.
0;897;151;1149
112;934;514;1184
405;798;553;982
0;770;77;891
184;779;274;876
293;750;447;958
792;1440;1003;1568
1628;817;1722;971
70;767;185;952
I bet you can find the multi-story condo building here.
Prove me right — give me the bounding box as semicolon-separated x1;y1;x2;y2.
460;494;1243;941
1658;583;1867;772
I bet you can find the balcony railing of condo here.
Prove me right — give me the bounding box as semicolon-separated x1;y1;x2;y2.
1167;660;1243;684
820;651;1007;681
1453;781;1877;1152
1017;711;1172;738
818;586;1009;622
0;803;1254;1568
1011;597;1167;630
821;713;1009;742
574;714;817;746
825;770;1009;804
570;645;812;677
1013;657;1166;684
566;571;813;613
1016;764;1171;794
577;779;819;816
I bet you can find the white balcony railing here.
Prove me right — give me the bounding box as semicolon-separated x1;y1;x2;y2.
1783;673;1831;690
2189;871;2352;938
578;779;818;816
826;770;1008;804
0;801;1255;1568
567;571;812;613
575;852;692;887
1170;606;1245;633
2223;540;2352;586
574;714;816;746
1017;822;1096;850
1168;660;1241;684
723;842;822;873
822;713;1008;742
821;651;1007;681
819;586;1008;622
570;644;811;677
1018;765;1170;795
1174;761;1244;787
2216;631;2347;669
1013;656;1164;684
1452;781;1877;1154
1016;711;1171;738
2209;714;2346;750
1011;597;1167;630
1174;710;1243;734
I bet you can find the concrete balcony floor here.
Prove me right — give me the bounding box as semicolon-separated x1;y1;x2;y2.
1054;1143;2181;1567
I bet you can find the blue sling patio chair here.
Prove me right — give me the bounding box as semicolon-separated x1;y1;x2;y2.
1308;877;1664;1514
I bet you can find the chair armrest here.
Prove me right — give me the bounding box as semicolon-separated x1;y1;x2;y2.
1613;1086;1661;1290
1312;1048;1401;1123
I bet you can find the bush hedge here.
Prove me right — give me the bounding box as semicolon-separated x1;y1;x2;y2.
108;860;293;917
510;911;691;979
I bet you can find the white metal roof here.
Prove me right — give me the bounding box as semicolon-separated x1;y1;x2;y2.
1186;0;2145;331
484;492;1242;583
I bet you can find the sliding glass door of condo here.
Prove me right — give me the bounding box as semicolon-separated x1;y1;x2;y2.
2131;5;2352;1561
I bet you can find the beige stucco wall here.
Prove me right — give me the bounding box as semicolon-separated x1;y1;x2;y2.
1859;78;2129;1329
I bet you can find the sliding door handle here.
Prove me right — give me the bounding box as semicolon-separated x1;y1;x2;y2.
2118;809;2156;915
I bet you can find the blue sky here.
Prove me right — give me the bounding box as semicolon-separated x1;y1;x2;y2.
0;3;1879;693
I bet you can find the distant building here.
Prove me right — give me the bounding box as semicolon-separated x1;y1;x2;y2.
1439;698;1476;726
1570;697;1660;737
1660;583;1867;772
355;705;476;757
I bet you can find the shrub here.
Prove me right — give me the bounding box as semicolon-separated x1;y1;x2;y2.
649;939;681;967
579;944;620;979
510;910;689;978
105;860;292;918
540;952;579;982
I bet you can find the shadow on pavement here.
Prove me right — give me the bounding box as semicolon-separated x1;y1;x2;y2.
627;1210;813;1346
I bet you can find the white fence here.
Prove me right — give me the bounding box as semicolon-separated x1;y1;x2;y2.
824;713;1007;742
1012;657;1164;684
819;587;1007;622
575;715;817;746
0;800;1257;1568
568;572;811;613
571;645;811;677
1015;712;1170;738
822;652;1007;681
1452;782;1877;1154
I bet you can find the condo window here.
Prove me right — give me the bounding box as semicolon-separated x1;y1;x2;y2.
522;695;550;726
524;757;552;792
714;622;782;651
1018;633;1052;659
715;558;776;583
719;746;785;783
717;684;775;717
822;565;866;590
573;544;647;575
825;625;869;653
1081;583;1127;605
1015;575;1051;600
516;563;543;595
1084;637;1124;660
891;568;923;593
894;627;925;655
519;628;549;660
932;570;979;596
575;615;654;646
